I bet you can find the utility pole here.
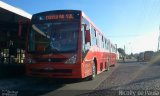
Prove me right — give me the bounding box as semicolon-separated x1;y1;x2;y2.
158;25;160;51
124;45;125;55
123;45;125;62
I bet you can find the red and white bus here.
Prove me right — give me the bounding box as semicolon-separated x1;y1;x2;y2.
25;10;117;79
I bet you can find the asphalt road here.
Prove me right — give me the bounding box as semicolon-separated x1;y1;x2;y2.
0;59;160;96
88;59;160;96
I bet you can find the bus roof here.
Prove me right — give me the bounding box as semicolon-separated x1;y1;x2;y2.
32;10;81;16
82;11;114;45
82;12;103;35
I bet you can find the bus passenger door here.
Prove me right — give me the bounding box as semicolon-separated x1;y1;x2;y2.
81;22;92;77
81;23;91;59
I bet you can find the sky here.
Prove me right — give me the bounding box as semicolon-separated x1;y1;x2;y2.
1;0;160;54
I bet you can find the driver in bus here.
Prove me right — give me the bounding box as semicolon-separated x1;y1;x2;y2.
63;31;76;46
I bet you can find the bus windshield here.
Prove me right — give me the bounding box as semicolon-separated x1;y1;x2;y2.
28;21;79;53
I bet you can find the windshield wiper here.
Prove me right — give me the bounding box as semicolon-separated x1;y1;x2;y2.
51;48;60;53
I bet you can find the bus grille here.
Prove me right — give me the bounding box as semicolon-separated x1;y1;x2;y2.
31;68;72;73
34;58;66;62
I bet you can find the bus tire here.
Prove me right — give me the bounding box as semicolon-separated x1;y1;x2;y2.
111;64;115;67
88;61;96;80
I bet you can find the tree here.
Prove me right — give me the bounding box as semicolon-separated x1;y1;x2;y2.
118;48;125;56
118;48;126;61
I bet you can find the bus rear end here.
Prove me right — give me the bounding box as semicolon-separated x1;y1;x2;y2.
144;51;154;61
25;10;83;78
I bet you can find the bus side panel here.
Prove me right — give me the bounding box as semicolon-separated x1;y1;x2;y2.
82;46;111;78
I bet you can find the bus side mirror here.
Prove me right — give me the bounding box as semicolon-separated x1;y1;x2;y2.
85;30;91;44
18;23;22;37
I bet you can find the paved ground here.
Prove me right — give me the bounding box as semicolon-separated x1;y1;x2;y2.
0;59;160;96
0;62;118;96
88;59;160;96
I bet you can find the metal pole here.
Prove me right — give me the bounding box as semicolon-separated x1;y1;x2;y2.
124;45;125;62
158;25;160;51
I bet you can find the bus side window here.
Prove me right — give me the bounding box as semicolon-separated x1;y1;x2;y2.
107;40;109;50
105;39;107;49
97;33;100;47
108;41;111;52
100;34;103;48
102;36;105;48
91;26;96;46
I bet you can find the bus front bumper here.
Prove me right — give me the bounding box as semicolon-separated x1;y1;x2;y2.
26;64;82;78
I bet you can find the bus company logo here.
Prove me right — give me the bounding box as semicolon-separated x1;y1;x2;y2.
44;66;53;70
45;14;74;20
48;58;51;62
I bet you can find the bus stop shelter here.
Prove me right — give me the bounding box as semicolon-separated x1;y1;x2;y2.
0;1;31;76
0;1;31;65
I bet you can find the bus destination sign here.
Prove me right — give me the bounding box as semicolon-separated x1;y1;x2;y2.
32;11;81;23
46;14;74;20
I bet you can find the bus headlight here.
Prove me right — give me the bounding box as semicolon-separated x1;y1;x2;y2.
65;54;77;64
27;58;35;64
27;58;32;64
